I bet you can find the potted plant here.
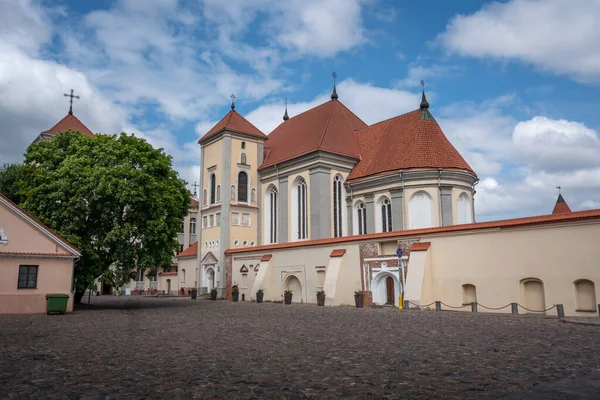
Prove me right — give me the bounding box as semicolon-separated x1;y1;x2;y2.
284;289;293;304
316;290;326;306
191;288;197;300
256;289;264;304
210;288;217;300
232;285;240;302
354;290;364;308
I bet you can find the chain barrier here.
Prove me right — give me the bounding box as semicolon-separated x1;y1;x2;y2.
407;300;436;308
516;303;557;313
406;301;559;314
476;303;511;311
441;302;470;309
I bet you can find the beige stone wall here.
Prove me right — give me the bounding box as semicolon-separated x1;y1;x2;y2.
229;208;259;249
178;257;197;291
0;257;74;314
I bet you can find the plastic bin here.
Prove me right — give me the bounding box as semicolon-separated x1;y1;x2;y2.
45;294;69;315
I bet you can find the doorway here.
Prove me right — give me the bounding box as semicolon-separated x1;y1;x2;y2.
102;282;112;295
166;279;171;294
386;276;394;304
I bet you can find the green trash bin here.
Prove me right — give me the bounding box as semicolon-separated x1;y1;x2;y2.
45;294;69;315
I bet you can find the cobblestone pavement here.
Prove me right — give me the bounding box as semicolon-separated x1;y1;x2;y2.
1;297;600;399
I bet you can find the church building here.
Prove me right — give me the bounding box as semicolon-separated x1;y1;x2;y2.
193;83;600;317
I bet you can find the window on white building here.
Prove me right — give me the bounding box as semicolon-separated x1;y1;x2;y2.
264;186;278;244
238;171;248;203
355;201;367;235
210;173;216;205
457;192;472;224
409;191;434;229
333;175;344;237
292;177;308;240
377;197;392;233
190;218;196;234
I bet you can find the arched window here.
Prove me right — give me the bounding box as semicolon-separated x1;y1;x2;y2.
238;171;248;203
231;185;236;201
216;185;221;202
354;201;367;235
520;278;546;314
409;191;434;229
251;188;256;203
202;189;208;206
190;217;196;235
265;186;278;243
574;280;596;311
137;269;145;281
210;174;216;205
291;177;308;240
240;153;247;164
462;284;477;305
377;197;392;233
241;141;246;149
457;192;472;224
333;175;344;237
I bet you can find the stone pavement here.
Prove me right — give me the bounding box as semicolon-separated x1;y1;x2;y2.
1;296;599;399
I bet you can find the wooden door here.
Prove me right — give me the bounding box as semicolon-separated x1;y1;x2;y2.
386;277;394;304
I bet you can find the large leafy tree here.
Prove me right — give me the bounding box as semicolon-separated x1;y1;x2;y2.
0;163;25;204
20;131;190;302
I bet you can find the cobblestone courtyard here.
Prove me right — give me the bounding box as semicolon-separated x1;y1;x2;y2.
1;297;600;399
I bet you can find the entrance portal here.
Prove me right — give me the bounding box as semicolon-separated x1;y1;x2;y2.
386;276;394;304
166;279;171;294
102;282;112;295
284;275;302;303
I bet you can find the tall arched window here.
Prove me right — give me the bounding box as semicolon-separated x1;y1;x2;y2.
377;197;392;233
264;186;278;244
291;177;307;240
209;174;216;205
574;279;596;311
238;171;248;203
333;175;344;237
409;191;434;229
457;192;472;224
241;141;246;149
240;153;247;164
137;269;145;282
216;185;221;202
355;202;367;235
202;189;208;206
190;217;196;235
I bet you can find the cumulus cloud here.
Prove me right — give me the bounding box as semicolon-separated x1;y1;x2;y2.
438;0;600;83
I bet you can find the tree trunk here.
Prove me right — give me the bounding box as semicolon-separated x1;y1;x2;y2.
74;290;86;304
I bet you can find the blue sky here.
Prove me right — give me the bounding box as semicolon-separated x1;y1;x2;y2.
1;0;599;221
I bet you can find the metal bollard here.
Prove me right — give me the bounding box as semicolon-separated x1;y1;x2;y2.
435;301;441;311
511;303;518;315
556;304;565;318
403;300;410;310
471;302;477;313
598;304;600;317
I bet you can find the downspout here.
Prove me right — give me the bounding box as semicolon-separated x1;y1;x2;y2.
399;170;405;230
438;168;443;227
471;178;479;223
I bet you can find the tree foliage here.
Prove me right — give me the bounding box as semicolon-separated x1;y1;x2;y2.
0;163;25;204
20;131;190;302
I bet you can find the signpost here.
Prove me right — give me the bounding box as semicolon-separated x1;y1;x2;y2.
397;248;404;309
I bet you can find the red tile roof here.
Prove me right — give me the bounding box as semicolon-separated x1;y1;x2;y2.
190;198;199;207
225;207;600;255
409;242;431;251
552;194;572;214
260;254;272;261
42;114;94;137
0;194;81;257
330;249;346;257
347;109;475;181
177;242;198;258
260;100;367;169
0;251;76;258
199;110;267;144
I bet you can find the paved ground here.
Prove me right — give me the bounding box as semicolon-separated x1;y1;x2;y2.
1;297;600;399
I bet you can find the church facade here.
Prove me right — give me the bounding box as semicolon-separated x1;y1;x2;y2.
193;86;600;316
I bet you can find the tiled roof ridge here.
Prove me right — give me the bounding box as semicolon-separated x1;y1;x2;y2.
357;108;420;132
176;241;198;258
273;100;333;128
0;193;81;256
225;207;600;254
41;113;94;137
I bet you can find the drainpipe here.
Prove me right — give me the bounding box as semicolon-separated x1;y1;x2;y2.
471;178;479;223
438;168;443;227
399;170;405;230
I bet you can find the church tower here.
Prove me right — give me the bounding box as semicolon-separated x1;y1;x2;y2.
196;96;267;297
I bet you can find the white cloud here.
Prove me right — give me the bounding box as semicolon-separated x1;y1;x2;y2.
396;64;464;88
0;0;54;55
438;0;600;83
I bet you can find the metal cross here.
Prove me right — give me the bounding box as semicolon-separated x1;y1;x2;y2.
64;89;80;115
556;186;561;194
332;72;337;85
230;94;236;110
421;80;425;90
192;181;200;196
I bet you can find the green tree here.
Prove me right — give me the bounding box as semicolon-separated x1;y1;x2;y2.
0;163;25;204
20;131;190;303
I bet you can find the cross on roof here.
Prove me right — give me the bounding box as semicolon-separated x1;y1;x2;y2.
64;89;80;115
230;94;236;110
192;181;200;195
556;186;561;194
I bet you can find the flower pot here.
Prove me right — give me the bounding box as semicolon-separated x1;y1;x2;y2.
191;289;197;300
284;292;293;304
354;294;364;308
232;292;239;302
317;293;325;306
210;289;217;300
256;292;264;303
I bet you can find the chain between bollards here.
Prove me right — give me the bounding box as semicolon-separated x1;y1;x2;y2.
405;300;566;317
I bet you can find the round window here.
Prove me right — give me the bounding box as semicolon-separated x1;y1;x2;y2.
243;240;248;247
234;240;239;247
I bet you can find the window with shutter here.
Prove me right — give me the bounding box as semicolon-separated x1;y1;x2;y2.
238;172;248;203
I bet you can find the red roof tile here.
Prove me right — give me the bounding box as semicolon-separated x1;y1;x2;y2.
199;110;267;144
409;242;431;251
552;194;572;214
347;109;475;181
177;242;198;258
191;198;199;207
225;207;600;255
330;249;346;257
0;194;81;256
260;254;272;261
260;100;367;168
42;114;94;137
0;251;76;257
